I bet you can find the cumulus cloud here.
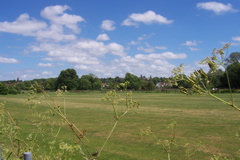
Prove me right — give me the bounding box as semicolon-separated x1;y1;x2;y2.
101;20;116;31
42;71;52;75
182;40;198;46
0;14;47;36
0;57;19;63
96;33;110;41
0;5;85;42
128;41;140;45
197;2;238;15
38;63;54;67
137;43;167;53
188;47;200;51
135;52;187;60
138;33;155;41
40;5;85;33
122;10;173;26
30;40;126;66
232;36;240;41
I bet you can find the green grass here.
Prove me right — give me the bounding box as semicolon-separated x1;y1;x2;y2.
0;91;240;159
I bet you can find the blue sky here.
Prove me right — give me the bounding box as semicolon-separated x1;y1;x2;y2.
0;0;240;80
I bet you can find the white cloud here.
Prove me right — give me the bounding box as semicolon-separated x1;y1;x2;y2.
0;14;47;36
232;36;240;41
96;33;110;41
107;43;126;56
40;5;85;33
72;49;187;78
30;40;126;66
135;52;187;60
182;40;198;46
0;5;85;42
197;2;238;15
122;10;173;26
0;57;19;63
138;33;155;41
38;63;54;67
188;47;200;51
128;41;140;45
137;46;155;53
137;43;167;53
42;71;52;75
101;20;116;31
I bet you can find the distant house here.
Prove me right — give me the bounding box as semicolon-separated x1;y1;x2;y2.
156;82;168;88
101;83;108;88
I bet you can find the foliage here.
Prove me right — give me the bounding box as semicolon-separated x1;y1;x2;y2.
207;69;224;88
56;68;79;90
0;83;8;95
221;63;240;88
225;52;240;65
125;72;141;90
7;85;19;95
78;78;92;90
78;74;102;90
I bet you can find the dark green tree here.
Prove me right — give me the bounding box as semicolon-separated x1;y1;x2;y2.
78;78;92;90
78;74;102;90
8;85;18;94
56;68;79;90
146;77;156;90
140;79;148;90
45;78;57;90
226;52;240;65
208;69;224;88
125;72;141;90
0;82;8;95
175;74;192;88
16;82;25;90
221;62;240;88
24;81;32;90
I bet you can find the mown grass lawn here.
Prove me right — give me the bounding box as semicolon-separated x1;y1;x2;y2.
0;91;240;159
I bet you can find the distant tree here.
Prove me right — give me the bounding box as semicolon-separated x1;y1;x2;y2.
125;72;141;90
0;82;8;95
45;78;57;90
146;77;156;90
8;85;18;94
24;81;32;90
152;77;160;85
92;78;102;90
226;52;240;65
140;80;148;90
78;74;102;90
114;76;124;83
16;82;25;90
221;62;240;88
56;68;79;90
176;74;192;88
78;78;92;90
208;69;224;88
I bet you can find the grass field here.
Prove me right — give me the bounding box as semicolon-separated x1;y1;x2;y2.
0;91;240;160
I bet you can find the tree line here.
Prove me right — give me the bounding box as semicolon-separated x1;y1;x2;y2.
0;52;239;95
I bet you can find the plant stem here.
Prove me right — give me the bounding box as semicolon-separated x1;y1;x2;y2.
168;152;171;160
208;92;240;111
225;69;234;103
98;120;119;158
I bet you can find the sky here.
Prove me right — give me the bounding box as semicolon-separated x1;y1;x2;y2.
0;0;240;81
